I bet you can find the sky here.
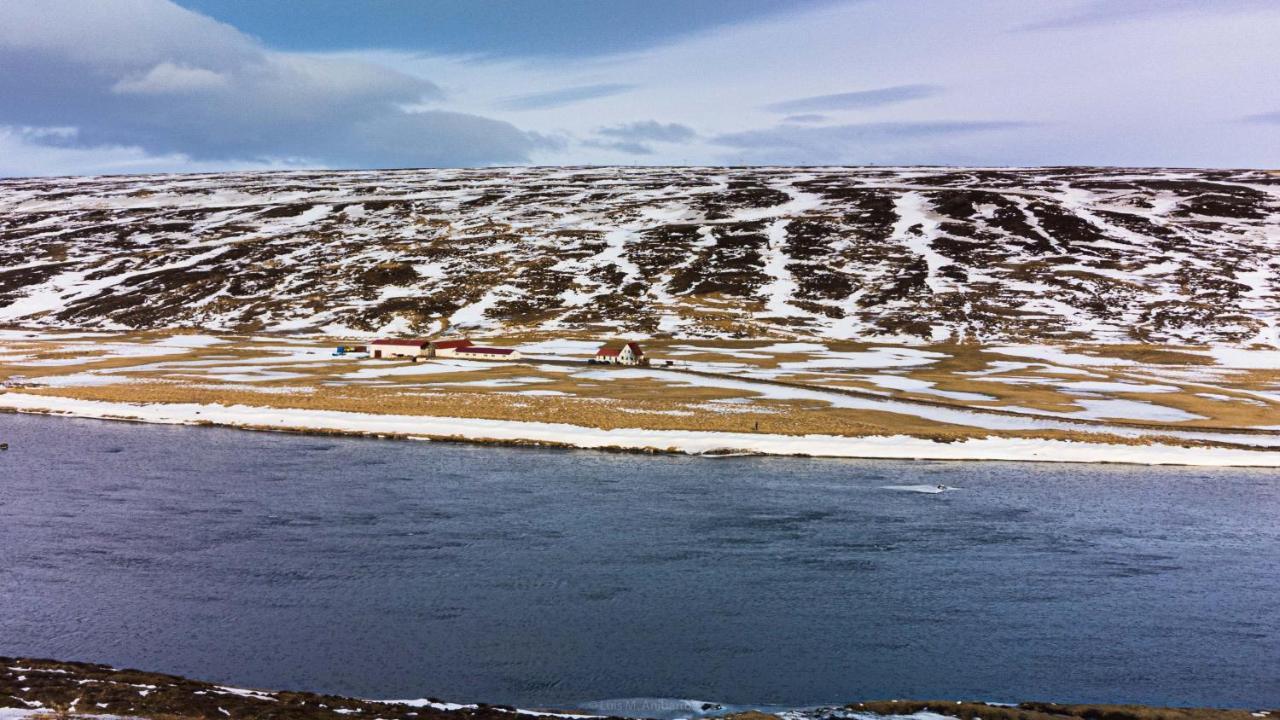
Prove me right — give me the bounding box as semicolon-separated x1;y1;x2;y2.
1;0;1278;176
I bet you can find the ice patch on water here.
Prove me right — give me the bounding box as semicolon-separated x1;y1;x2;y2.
882;484;954;494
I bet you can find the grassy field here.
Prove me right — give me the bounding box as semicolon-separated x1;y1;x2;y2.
1;329;1277;450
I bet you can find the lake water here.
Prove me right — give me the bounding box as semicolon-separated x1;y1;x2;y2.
1;413;1278;711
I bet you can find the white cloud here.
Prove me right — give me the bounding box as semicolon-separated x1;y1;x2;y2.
0;125;312;177
1244;111;1280;125
597;120;697;143
763;84;942;113
3;0;1280;172
0;0;541;173
112;62;230;94
386;0;1280;167
1020;0;1276;31
711;121;1036;165
0;0;260;74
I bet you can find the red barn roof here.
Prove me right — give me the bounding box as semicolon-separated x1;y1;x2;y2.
371;338;431;347
432;338;473;350
457;346;513;355
596;343;643;357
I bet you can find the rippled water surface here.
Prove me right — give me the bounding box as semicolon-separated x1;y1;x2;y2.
1;413;1277;709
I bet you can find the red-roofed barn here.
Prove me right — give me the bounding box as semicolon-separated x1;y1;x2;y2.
369;337;473;360
454;345;522;360
430;338;475;358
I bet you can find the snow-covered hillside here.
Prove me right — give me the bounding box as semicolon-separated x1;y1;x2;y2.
1;166;1277;345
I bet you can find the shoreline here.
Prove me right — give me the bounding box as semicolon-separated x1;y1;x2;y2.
1;656;1273;720
4;392;1279;467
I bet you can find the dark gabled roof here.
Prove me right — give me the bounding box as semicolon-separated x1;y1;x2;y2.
458;346;513;355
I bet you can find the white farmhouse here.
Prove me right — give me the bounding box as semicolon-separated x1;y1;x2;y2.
594;342;646;366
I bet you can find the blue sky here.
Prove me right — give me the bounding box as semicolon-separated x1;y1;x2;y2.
1;0;1278;175
172;0;837;57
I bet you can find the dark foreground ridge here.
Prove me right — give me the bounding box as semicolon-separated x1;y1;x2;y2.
0;656;568;720
1;657;1273;720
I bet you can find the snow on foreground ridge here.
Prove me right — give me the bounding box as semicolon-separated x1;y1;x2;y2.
2;393;1278;467
0;166;1277;346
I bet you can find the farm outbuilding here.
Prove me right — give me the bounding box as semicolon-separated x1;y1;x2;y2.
369;337;520;362
595;342;646;366
370;337;473;360
454;346;522;360
430;338;475;357
369;338;432;360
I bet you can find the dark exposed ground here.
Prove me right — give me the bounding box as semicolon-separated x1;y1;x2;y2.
0;166;1276;344
0;657;582;720
1;659;1273;720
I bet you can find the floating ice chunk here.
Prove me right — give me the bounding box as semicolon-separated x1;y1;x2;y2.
881;484;953;494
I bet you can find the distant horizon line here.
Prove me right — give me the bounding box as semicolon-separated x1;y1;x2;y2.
5;163;1279;182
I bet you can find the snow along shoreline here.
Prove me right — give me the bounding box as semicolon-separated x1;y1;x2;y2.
2;392;1278;467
